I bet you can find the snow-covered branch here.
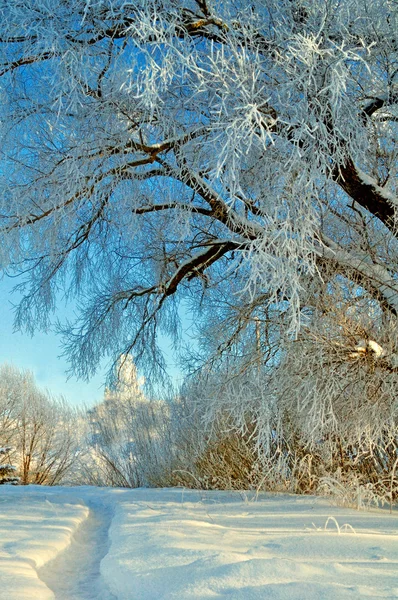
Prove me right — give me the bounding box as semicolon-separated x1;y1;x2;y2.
0;0;397;383
319;234;398;315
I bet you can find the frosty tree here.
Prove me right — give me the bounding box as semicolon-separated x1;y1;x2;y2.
0;0;397;394
0;364;80;485
0;446;19;485
84;354;171;488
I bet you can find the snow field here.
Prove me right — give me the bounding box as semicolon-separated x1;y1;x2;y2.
104;489;398;599
0;486;88;599
0;486;398;599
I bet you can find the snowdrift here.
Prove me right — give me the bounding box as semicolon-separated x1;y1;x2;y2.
0;486;397;599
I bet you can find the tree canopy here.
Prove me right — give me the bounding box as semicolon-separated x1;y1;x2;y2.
0;0;397;389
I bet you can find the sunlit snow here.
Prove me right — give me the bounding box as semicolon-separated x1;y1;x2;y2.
0;486;397;599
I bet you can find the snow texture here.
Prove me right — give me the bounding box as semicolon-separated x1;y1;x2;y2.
0;486;397;599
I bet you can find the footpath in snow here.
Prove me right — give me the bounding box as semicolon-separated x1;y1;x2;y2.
0;485;397;599
38;502;116;600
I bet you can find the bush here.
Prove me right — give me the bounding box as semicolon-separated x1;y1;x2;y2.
0;364;82;485
0;446;19;485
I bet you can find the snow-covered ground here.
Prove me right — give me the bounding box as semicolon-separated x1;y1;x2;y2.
0;486;397;599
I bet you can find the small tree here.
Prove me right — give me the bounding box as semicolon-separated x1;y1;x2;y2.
0;364;81;485
82;355;176;487
0;446;19;485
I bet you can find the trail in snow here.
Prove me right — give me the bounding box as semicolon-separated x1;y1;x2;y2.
38;504;117;600
2;487;397;599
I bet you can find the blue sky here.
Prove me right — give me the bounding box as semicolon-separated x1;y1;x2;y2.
0;275;185;407
0;276;107;407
